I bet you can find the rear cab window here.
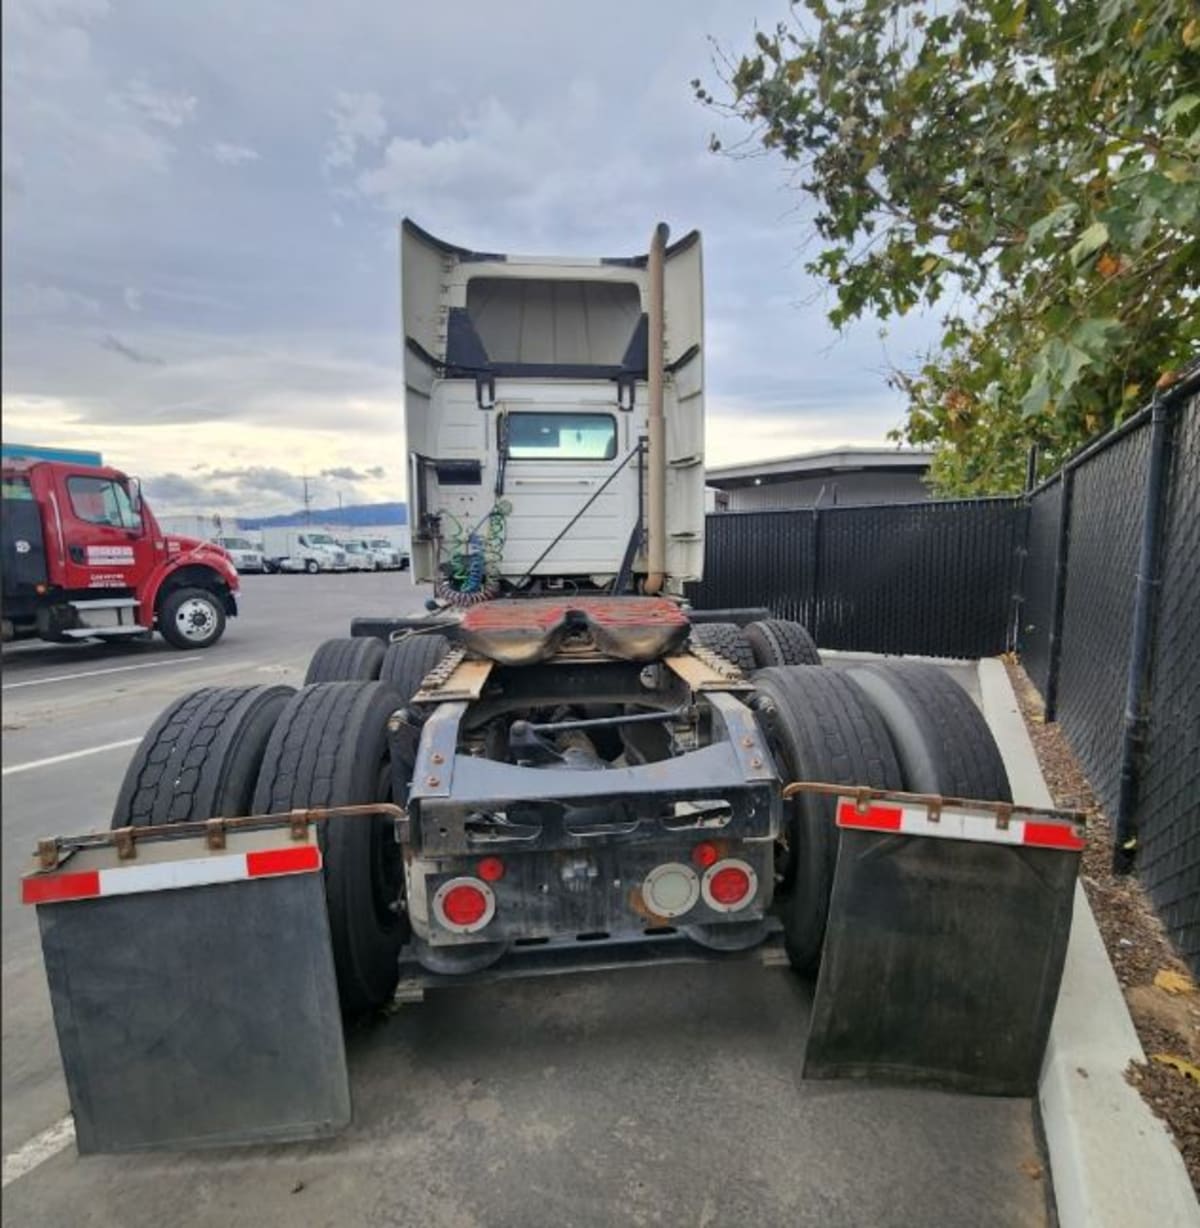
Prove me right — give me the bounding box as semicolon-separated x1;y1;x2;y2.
505;412;617;461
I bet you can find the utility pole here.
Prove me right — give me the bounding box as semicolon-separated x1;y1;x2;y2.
302;475;312;525
337;491;343;525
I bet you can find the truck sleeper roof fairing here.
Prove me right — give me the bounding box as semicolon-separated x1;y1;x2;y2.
401;218;703;384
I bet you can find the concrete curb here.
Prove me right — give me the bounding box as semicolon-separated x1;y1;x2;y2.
977;658;1199;1228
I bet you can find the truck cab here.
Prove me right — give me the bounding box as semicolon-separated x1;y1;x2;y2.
1;460;239;649
402;219;705;602
213;535;266;574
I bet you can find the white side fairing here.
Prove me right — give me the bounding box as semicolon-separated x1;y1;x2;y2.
401;220;705;592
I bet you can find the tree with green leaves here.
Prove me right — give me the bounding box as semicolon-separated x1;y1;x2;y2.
698;0;1200;493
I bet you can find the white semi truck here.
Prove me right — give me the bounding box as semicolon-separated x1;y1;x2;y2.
19;221;1084;1155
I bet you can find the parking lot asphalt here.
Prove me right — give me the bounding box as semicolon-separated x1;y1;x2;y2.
1;577;1050;1228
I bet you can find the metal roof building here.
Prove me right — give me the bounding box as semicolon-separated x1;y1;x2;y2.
705;446;934;511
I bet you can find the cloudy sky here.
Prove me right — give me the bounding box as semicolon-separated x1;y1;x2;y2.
1;0;939;516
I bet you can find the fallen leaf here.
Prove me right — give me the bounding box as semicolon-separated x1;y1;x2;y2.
1019;1159;1044;1180
1153;969;1195;996
291;1180;306;1194
1151;1053;1200;1081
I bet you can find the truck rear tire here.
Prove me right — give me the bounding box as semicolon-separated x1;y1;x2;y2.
837;661;1012;801
689;622;756;673
112;686;294;827
252;681;409;1015
304;637;386;685
745;619;821;667
379;633;451;701
158;586;226;649
752;666;903;974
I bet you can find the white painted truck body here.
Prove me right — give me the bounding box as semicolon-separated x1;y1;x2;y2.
258;528;348;573
401;220;706;592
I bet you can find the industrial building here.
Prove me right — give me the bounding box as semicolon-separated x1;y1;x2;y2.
705;446;934;511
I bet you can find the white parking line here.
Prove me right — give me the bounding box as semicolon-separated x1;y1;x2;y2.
2;738;143;777
2;658;196;691
2;1116;75;1187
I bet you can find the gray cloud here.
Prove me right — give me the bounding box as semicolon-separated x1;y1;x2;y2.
212;141;259;166
321;465;371;481
99;332;164;365
145;472;236;505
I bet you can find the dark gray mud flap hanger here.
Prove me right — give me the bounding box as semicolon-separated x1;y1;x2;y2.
789;783;1086;1097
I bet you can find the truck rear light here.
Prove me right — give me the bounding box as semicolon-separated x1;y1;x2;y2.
477;856;505;882
433;877;496;934
641;863;700;919
690;841;719;869
701;859;757;913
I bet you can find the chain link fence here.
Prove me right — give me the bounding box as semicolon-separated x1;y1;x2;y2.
1135;394;1200;970
1018;387;1198;971
1053;426;1152;814
1018;479;1063;696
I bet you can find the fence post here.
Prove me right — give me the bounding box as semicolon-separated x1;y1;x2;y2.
1113;396;1177;875
1008;500;1031;654
1043;469;1074;722
808;508;821;644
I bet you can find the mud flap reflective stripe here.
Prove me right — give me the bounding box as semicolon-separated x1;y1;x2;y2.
836;798;1087;850
21;844;321;905
804;799;1082;1097
25;829;349;1153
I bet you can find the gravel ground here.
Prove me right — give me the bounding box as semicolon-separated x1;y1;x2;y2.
1006;659;1200;1195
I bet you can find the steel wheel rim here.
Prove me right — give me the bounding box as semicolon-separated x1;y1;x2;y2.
174;597;217;642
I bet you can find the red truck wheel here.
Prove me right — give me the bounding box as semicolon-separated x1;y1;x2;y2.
159;586;226;649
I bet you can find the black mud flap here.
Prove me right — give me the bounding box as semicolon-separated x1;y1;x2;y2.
804;793;1083;1097
24;827;350;1154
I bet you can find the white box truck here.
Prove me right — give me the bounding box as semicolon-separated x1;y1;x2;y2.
259;528;348;574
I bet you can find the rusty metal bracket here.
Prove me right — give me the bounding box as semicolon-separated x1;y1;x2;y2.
411;651;493;704
112;827;137;861
664;651;754;694
28;803;410;865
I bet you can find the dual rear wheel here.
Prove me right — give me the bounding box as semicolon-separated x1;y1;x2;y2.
757;660;1012;973
112;634;453;1015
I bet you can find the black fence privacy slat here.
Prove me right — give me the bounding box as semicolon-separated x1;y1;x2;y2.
1054;426;1152;818
688;509;817;625
687;499;1020;659
812;499;1020;658
1020;481;1063;695
1137;395;1200;971
690;373;1199;971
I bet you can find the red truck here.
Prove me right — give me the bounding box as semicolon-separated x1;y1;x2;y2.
1;458;239;649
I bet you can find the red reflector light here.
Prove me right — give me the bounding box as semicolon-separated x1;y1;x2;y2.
442;883;488;927
708;865;752;906
691;841;719;869
477;856;505;882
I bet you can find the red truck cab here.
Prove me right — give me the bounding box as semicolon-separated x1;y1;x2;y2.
1;459;239;649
